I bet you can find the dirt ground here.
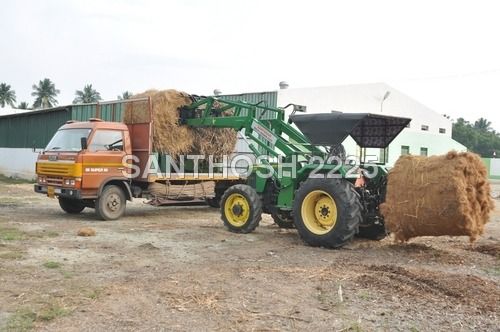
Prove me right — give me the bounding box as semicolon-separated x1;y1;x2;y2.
0;180;499;332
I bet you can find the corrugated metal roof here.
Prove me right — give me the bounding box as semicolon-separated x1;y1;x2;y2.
219;91;278;120
219;91;277;107
0;107;71;148
0;105;70;119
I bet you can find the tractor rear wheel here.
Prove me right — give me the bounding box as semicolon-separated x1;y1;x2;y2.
220;184;262;233
293;178;361;248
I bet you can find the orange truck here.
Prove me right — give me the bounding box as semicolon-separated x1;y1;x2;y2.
34;98;238;220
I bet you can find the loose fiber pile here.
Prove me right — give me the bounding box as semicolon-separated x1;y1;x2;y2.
124;89;237;157
380;151;495;242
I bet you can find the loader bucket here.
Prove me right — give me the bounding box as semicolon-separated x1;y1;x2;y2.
290;112;411;148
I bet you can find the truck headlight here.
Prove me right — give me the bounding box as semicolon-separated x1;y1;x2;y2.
64;179;75;186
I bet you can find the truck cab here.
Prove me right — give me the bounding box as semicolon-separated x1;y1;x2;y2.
35;119;133;220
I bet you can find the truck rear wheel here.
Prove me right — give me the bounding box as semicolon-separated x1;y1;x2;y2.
293;178;361;248
206;197;220;208
95;185;126;221
58;198;85;214
220;184;262;233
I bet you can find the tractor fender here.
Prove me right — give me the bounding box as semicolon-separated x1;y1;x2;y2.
98;178;133;201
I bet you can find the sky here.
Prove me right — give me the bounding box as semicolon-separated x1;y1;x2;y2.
1;0;499;130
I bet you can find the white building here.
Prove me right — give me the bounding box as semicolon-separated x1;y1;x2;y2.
230;82;466;165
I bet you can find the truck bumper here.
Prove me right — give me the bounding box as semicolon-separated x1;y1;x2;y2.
34;185;82;199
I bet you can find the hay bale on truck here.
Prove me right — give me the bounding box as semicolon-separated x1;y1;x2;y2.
123;89;237;158
380;151;495;242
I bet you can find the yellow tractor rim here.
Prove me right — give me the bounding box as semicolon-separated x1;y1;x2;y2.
224;193;250;227
301;190;338;235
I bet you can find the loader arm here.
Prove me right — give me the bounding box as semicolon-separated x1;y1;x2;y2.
180;95;411;210
181;96;324;160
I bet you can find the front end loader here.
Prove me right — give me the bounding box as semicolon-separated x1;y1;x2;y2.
181;97;410;248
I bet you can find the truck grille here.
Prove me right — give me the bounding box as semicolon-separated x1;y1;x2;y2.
37;162;74;176
46;177;63;186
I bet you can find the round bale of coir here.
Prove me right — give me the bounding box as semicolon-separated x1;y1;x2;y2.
380;151;495;242
123;89;237;158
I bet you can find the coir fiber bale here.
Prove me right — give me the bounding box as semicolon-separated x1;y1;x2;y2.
380;151;494;242
124;89;236;157
77;227;96;237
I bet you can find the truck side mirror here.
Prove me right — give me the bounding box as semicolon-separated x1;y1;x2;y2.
81;137;88;150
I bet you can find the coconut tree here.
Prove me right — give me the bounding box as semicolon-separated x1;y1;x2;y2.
73;84;102;104
0;83;17;108
32;78;60;108
474;118;492;131
17;102;30;109
117;91;133;100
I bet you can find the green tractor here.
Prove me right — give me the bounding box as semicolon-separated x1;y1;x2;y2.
181;97;410;248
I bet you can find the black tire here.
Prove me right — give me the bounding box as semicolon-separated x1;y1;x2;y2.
220;184;262;233
58;198;85;214
293;178;362;248
95;185;126;221
271;211;295;229
357;222;387;240
206;197;220;208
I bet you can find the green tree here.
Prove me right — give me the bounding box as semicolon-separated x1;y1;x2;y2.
73;84;102;104
32;79;60;108
117;91;133;100
474;117;492;131
17;102;30;109
452;117;500;157
0;83;17;107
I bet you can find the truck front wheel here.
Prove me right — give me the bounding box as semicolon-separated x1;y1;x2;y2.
95;185;126;220
59;198;85;214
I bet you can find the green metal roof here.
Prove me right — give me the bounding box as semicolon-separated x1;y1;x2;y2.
0;107;71;148
0;92;277;149
219;91;278;120
0;101;127;148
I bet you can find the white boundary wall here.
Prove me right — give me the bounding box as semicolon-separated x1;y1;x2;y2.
0;148;39;179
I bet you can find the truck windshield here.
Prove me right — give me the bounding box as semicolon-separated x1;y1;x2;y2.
45;128;91;152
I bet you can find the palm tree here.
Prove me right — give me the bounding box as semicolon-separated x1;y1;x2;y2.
73;84;102;104
32;78;60;108
117;91;133;100
17;102;30;109
0;83;17;107
474;118;492;131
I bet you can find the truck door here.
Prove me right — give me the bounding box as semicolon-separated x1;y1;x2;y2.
81;129;127;191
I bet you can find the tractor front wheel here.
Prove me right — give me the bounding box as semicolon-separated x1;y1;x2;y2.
293;178;361;248
220;184;262;233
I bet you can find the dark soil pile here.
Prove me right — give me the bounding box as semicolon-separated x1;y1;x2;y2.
123;89;237;157
380;151;494;242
